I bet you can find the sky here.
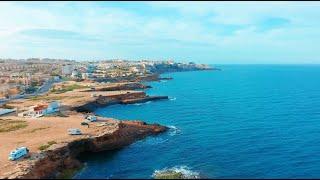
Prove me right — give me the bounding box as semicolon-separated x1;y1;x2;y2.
1;1;320;64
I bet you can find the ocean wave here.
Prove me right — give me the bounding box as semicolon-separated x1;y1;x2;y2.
132;101;152;106
169;97;177;101
168;125;182;136
152;166;200;179
136;137;169;146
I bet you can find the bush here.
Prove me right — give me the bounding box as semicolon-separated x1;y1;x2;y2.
38;144;50;151
38;141;57;151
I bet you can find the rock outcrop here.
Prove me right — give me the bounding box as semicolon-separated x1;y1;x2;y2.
83;82;151;92
135;74;173;82
74;91;168;112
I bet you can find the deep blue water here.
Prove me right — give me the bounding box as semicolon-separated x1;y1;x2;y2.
74;65;320;179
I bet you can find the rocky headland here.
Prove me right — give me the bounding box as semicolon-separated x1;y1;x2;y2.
2;119;167;179
0;80;170;179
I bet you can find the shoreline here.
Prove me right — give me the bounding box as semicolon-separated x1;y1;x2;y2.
0;68;215;179
3;119;167;179
0;83;168;179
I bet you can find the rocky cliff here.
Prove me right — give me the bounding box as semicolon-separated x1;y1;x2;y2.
74;91;168;112
83;82;151;92
2;120;167;179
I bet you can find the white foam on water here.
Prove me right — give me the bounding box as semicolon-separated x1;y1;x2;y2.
132;101;152;106
152;166;200;179
168;125;182;136
169;97;177;101
132;103;142;106
136;137;169;146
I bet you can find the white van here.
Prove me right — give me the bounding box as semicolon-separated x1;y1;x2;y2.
86;115;97;122
68;128;82;135
8;147;29;161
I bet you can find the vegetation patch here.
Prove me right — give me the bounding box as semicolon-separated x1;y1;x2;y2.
44;111;69;117
51;84;87;94
27;127;50;133
38;141;57;151
154;171;184;179
153;167;200;179
0;119;28;133
28;95;65;101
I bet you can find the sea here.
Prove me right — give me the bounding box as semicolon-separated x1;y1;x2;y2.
74;65;320;179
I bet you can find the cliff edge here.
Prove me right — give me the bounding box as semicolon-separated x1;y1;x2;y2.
1;119;167;179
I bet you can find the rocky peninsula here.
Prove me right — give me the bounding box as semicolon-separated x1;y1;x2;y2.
2;119;166;179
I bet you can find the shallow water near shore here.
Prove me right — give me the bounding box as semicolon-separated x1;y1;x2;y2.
74;65;320;179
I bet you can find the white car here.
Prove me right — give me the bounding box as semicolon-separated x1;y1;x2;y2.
86;115;97;122
68;128;82;135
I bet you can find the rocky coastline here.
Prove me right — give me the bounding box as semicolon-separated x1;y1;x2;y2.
2;120;167;179
1;66;215;179
74;91;168;113
1;80;170;179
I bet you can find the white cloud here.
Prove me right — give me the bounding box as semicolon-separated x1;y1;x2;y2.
0;1;320;63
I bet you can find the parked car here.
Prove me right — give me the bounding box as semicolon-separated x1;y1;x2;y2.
8;147;29;161
68;128;82;135
86;115;97;122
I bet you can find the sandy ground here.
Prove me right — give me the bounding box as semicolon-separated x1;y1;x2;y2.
0;114;120;175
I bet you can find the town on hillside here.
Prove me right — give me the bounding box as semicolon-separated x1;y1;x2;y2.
0;58;212;103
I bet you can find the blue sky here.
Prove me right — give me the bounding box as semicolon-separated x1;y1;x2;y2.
1;1;320;64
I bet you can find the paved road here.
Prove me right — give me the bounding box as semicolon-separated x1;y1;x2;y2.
0;79;60;106
36;79;56;95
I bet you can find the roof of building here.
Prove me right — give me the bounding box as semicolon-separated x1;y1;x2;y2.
0;108;15;116
33;105;48;111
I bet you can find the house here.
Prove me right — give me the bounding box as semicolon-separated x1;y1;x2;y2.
62;64;74;76
33;104;48;117
46;101;60;114
18;101;60;118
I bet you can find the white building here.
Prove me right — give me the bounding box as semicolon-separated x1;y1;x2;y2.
71;70;81;79
18;101;60;118
62;64;74;76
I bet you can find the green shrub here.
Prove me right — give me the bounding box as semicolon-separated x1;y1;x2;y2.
38;144;50;151
38;141;57;151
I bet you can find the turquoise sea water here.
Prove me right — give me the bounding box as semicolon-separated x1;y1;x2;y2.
74;65;320;179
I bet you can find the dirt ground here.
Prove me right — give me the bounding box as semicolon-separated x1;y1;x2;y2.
0;114;120;176
0;81;140;176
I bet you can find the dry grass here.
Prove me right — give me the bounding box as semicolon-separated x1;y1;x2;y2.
51;84;87;94
28;96;65;101
26;127;50;133
0;119;28;133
